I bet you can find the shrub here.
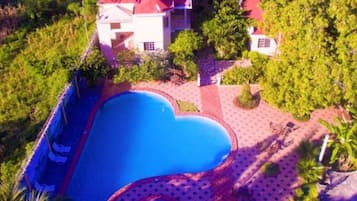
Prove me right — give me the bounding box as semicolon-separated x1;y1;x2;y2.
294;183;319;201
297;159;325;183
236;84;258;109
293;113;311;122
113;52;171;84
79;48;109;86
222;66;260;85
296;140;320;160
222;51;268;85
261;162;280;177
176;100;199;112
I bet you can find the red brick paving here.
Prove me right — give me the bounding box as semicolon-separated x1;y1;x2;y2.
200;85;223;119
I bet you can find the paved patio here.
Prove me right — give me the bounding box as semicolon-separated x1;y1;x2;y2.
105;81;338;201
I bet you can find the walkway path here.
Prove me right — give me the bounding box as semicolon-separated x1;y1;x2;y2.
200;85;223;119
198;49;217;86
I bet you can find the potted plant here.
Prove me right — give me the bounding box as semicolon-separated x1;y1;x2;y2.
319;106;357;172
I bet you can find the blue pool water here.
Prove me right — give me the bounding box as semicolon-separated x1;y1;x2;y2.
65;91;231;200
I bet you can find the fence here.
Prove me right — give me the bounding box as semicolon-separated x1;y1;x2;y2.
17;29;99;192
18;78;79;191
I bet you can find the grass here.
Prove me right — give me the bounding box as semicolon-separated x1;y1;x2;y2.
176;100;199;112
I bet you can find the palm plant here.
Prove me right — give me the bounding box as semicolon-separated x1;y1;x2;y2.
297;159;325;183
320;111;357;171
26;190;48;201
0;182;25;201
296;140;320;160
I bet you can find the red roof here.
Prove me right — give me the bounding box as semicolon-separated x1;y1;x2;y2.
242;0;263;34
99;0;189;14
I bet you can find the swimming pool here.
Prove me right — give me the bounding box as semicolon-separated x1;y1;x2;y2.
65;91;231;200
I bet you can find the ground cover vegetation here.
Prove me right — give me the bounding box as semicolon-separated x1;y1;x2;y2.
0;0;97;194
176;100;199;112
259;0;357;118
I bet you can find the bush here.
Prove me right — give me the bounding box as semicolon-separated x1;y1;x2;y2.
222;51;268;85
222;66;260;85
79;48;109;86
113;51;171;84
236;84;259;109
293;113;311;122
261;162;280;177
176;100;199;112
296;140;320;160
295;183;319;201
297;159;325;183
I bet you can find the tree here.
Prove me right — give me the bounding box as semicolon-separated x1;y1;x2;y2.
260;0;357;116
202;0;249;59
168;30;203;79
67;2;81;16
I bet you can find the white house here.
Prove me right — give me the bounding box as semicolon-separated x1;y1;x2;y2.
241;0;278;56
96;0;192;62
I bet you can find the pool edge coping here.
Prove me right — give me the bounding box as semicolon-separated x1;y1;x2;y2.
58;85;238;200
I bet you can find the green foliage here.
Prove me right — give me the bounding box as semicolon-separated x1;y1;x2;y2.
295;141;324;200
0;15;95;185
201;0;249;59
79;48;109;86
176;100;199;112
222;66;261;85
261;162;280;177
297;159;325;183
27;191;48;201
295;183;319;201
236;84;259;109
0;181;25;201
113;65;152;84
67;3;81;16
296;140;320;160
169;30;203;80
260;0;357;116
222;51;269;85
293;113;311;122
320;117;357;171
113;52;170;84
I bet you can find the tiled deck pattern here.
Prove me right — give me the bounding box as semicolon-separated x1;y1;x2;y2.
103;81;338;201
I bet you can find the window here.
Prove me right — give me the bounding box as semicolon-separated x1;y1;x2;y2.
144;42;155;51
258;38;270;48
110;23;121;29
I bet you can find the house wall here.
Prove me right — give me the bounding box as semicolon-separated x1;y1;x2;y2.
133;14;165;51
97;22;115;61
163;11;171;49
249;34;277;56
